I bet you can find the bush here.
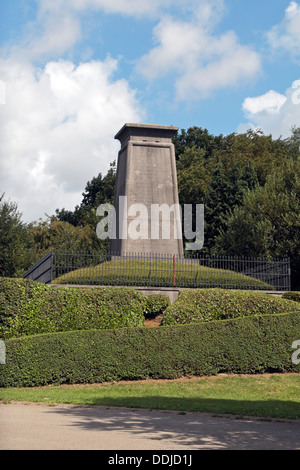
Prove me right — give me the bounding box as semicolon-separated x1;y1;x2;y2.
143;294;170;319
282;292;300;303
0;278;145;339
161;288;300;326
1;312;299;387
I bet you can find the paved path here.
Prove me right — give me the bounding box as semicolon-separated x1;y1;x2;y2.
0;402;299;450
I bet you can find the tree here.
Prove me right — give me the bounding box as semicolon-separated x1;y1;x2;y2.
173;126;224;161
53;161;116;250
203;163;233;251
284;126;300;159
211;129;291;185
27;217;97;257
81;161;116;208
176;147;210;206
214;158;300;288
0;194;33;277
202;162;257;252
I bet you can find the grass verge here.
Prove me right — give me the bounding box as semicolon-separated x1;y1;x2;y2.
1;373;300;420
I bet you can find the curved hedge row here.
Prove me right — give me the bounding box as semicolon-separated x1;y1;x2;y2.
161;289;300;326
1;312;299;387
282;292;300;303
0;278;146;339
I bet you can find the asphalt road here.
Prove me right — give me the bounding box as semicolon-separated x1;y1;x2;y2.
0;402;299;451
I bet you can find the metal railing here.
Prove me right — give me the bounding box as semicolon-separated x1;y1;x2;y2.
23;251;53;284
27;251;291;291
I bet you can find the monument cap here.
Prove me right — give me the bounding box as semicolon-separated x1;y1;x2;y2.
115;123;179;145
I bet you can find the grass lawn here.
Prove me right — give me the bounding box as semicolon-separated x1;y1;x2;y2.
53;259;273;290
1;373;300;420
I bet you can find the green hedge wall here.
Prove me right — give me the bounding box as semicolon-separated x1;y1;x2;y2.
1;312;299;387
143;294;170;318
282;292;300;303
0;278;146;339
161;289;300;326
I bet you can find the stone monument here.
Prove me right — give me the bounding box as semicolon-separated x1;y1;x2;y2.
109;123;184;256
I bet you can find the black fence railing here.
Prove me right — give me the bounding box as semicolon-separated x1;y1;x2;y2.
24;251;291;291
23;251;53;284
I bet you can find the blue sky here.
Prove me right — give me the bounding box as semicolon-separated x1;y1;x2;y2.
0;0;300;222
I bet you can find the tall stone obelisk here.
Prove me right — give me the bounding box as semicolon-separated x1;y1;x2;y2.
110;123;183;256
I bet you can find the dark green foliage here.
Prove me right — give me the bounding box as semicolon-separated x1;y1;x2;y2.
1;312;299;387
282;292;300;302
0;278;145;339
143;294;171;318
214;158;300;289
173;126;222;159
0;277;41;334
0;195;34;277
161;289;300;326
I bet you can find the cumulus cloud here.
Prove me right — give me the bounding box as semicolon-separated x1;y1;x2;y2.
136;5;261;100
5;0;177;62
242;90;287;115
0;0;150;223
238;80;300;138
267;1;300;58
0;57;143;222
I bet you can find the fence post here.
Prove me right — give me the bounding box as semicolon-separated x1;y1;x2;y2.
173;255;176;287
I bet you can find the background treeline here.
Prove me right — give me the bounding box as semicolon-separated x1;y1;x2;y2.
1;127;299;288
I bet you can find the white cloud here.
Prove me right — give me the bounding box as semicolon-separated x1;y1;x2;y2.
267;1;300;58
136;7;261;100
38;0;222;19
4;0;173;61
0;57;143;222
2;8;82;62
242;90;287;115
238;81;300;138
37;0;179;20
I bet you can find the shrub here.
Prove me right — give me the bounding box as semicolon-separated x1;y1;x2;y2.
1;312;299;387
143;294;171;318
161;288;300;326
0;278;145;339
282;292;300;303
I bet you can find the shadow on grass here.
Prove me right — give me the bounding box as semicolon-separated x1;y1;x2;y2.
43;396;300;450
62;395;300;419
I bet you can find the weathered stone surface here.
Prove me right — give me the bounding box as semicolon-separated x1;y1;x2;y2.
110;123;183;255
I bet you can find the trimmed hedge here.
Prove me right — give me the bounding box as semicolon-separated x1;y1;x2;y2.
161;288;300;326
143;294;171;318
1;312;299;387
0;278;146;339
282;292;300;303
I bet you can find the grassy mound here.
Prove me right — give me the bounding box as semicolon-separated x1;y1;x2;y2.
161;288;300;326
53;258;274;290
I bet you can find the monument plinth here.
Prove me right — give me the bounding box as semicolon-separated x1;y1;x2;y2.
110;123;184;256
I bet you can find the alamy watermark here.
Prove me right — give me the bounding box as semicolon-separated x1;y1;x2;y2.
0;80;6;105
291;80;300;105
0;340;6;364
96;197;204;250
291;340;300;365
